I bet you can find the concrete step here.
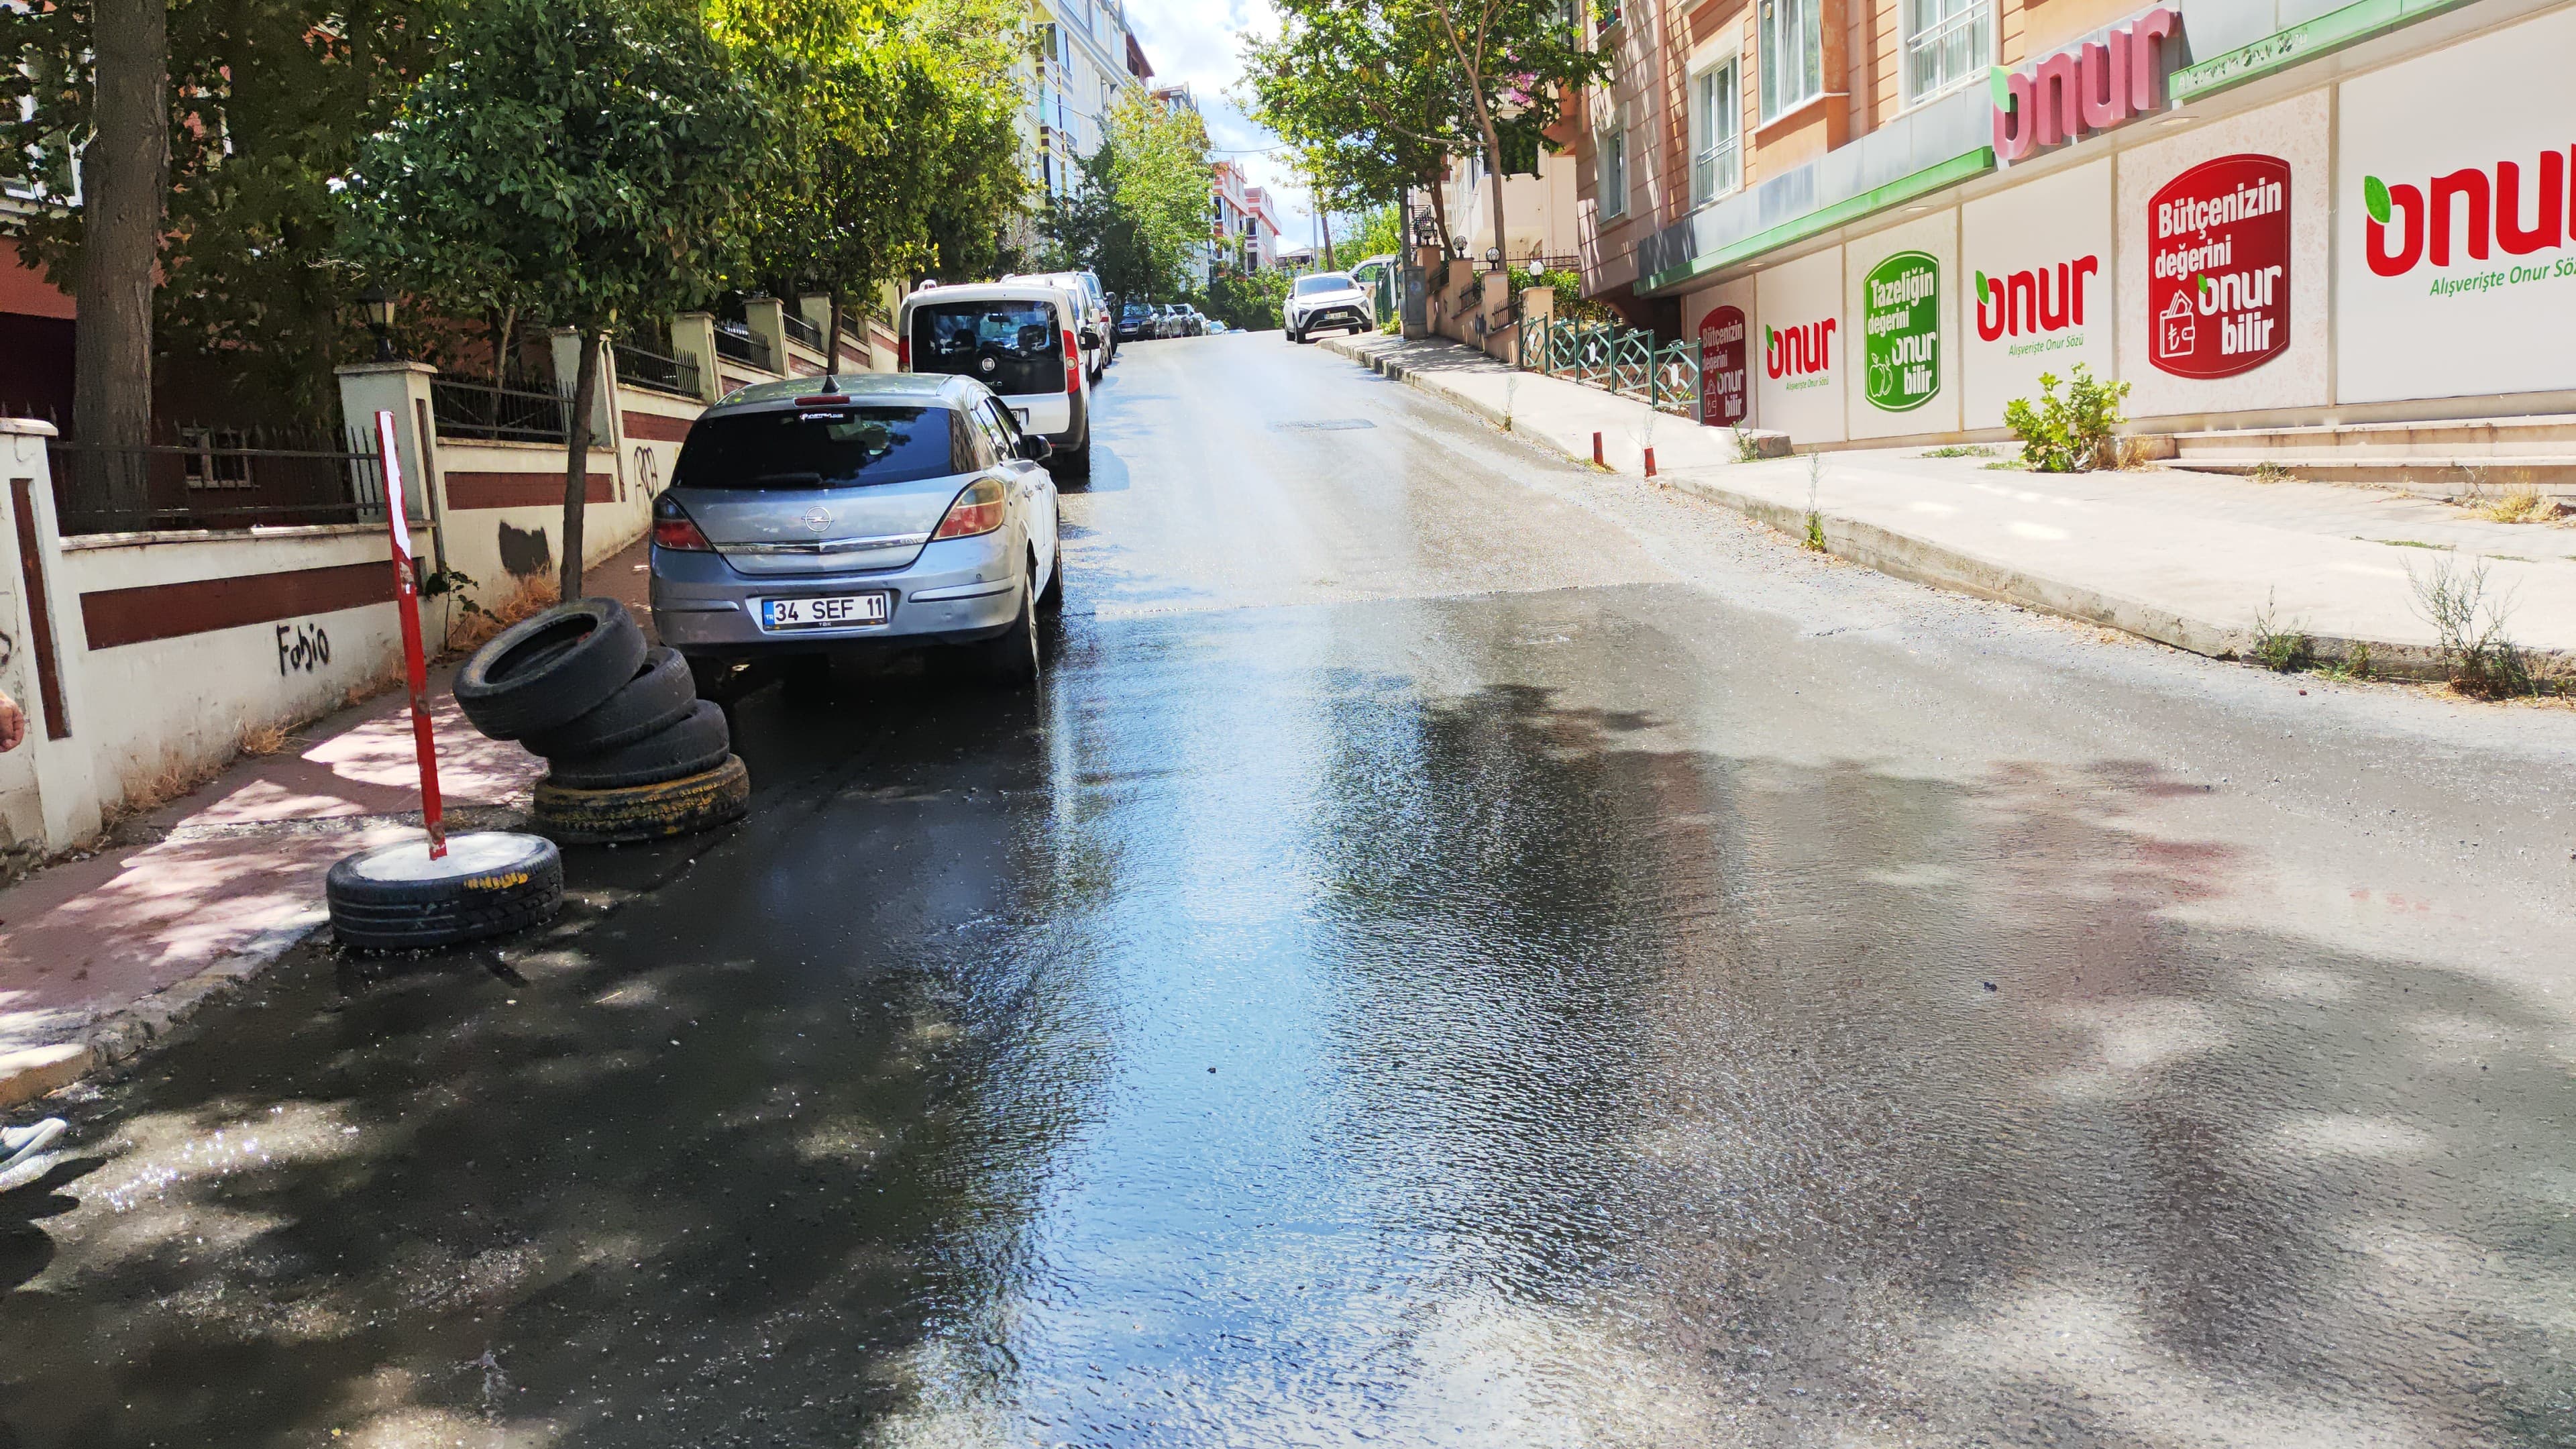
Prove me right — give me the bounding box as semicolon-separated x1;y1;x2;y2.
2159;454;2576;499
2167;413;2576;460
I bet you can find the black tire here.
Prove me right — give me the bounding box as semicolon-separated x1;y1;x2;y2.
327;833;564;952
1036;548;1064;614
532;755;750;846
520;647;694;759
1285;327;1302;344
971;584;1039;686
455;599;647;740
1055;439;1091;480
544;698;731;790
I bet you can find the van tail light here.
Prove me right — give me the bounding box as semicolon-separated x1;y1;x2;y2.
1063;328;1080;394
897;338;910;370
932;477;1007;540
652;501;713;552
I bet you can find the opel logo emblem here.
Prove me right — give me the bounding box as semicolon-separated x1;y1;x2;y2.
800;506;832;535
978;356;997;373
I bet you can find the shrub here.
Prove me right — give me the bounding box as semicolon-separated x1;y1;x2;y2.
2409;557;2530;697
2003;364;2132;473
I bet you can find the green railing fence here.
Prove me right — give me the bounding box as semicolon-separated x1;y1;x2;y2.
1515;313;1703;421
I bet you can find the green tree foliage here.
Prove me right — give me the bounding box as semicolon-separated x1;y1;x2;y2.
1042;91;1214;301
1;0;438;425
1203;268;1291;332
712;0;1026;366
2003;365;2132;472
341;0;769;596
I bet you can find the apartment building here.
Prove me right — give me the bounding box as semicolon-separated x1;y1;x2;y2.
1572;0;2576;445
0;197;75;420
1026;0;1155;201
1213;162;1285;278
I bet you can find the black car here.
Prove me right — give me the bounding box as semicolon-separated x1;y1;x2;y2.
1116;304;1158;343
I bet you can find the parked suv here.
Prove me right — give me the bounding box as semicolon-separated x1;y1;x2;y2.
898;280;1093;476
649;374;1062;688
1284;272;1374;343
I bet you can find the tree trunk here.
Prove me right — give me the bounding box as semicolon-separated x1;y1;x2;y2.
491;307;516;406
72;0;168;521
824;293;843;376
1426;173;1456;260
1476;107;1509;276
558;331;601;602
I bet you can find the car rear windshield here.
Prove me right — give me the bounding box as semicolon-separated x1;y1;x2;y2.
671;406;957;490
1295;274;1354;297
910;299;1064;395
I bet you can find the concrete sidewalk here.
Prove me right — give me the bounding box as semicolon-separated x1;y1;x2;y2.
1324;332;2576;676
0;540;658;1108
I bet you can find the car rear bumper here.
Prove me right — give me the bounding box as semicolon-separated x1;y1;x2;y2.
651;531;1026;655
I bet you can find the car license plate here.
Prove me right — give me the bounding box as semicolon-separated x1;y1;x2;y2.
757;594;888;631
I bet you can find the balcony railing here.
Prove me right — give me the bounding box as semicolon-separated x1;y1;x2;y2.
431;378;570;443
614;341;702;400
44;423;400;536
780;310;823;351
712;322;775;373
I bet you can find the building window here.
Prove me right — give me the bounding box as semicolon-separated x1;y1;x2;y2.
1760;0;1824;120
1689;60;1740;206
1597;108;1627;220
1902;0;1990;105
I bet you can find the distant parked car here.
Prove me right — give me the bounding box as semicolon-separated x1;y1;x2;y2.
898;279;1093;476
1171;303;1209;336
1150;305;1182;339
1284;272;1373;343
1007;268;1115;380
649;374;1062;690
1116;302;1158;343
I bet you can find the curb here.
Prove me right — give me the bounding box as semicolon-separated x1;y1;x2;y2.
1320;335;2563;683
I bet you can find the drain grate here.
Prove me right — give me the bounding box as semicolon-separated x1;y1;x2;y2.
1270;419;1377;432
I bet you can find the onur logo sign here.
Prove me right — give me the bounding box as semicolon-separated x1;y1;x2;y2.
1975;256;2099;341
2362;149;2572;283
1699;305;1750;427
1766;317;1836;390
2148;154;2290;379
1862;253;1939;412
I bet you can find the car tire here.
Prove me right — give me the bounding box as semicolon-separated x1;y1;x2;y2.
972;585;1040;686
327;832;564;952
545;699;732;790
531;754;750;846
455;599;647;741
1036;549;1064;614
520;647;695;758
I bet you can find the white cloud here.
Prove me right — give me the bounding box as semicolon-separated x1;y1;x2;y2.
1118;0;1323;246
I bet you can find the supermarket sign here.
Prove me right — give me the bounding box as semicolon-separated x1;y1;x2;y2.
2149;154;2291;379
1993;7;2182;164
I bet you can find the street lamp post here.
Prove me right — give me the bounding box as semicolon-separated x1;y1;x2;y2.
359;285;397;363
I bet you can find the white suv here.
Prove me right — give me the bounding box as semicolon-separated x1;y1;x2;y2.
1284;272;1374;344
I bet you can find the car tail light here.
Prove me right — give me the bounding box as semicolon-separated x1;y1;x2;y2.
932;477;1007;540
1063;328;1080;394
652;501;713;552
897;338;910;370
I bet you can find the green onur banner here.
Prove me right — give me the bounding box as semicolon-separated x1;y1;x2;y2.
1864;251;1941;413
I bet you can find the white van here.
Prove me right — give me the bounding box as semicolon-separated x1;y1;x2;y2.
899;280;1095;478
1007;269;1115;380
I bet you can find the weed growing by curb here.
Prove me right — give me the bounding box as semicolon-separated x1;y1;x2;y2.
2249;589;2311;672
1919;444;1996;459
1803;454;1827;551
2409;556;2534;697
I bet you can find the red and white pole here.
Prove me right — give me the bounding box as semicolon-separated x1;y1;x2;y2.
374;409;447;860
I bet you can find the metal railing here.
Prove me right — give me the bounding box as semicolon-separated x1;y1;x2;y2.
780;311;823;351
614;341;702;400
44;423;399;536
1517;313;1703;421
431;378;570;443
712;323;774;372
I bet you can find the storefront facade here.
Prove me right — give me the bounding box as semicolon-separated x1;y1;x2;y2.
1601;0;2576;445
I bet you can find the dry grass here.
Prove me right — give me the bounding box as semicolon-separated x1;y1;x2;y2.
342;665;406;710
445;575;561;654
113;753;227;822
237;721;297;757
2471;486;2562;524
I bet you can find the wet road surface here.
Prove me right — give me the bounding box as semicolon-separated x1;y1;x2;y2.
7;334;2576;1447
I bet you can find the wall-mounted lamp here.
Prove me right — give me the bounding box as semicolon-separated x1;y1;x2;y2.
358;284;396;362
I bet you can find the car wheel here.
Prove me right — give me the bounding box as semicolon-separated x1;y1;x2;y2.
973;585;1040;687
545;700;733;791
1036;548;1064;615
455;598;647;740
1054;439;1092;480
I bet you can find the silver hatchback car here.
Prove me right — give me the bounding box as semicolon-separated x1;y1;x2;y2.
649;374;1062;686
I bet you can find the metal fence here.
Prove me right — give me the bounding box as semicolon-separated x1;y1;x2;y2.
431;378;570;443
1516;313;1703;421
713;323;773;373
780;310;822;352
44;423;399;536
614;341;702;400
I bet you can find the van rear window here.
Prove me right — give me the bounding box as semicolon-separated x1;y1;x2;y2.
671;407;957;490
910;301;1064;396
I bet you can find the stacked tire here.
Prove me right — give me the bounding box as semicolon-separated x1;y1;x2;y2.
456;599;749;845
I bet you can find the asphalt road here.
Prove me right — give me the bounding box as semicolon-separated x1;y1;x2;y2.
6;333;2576;1448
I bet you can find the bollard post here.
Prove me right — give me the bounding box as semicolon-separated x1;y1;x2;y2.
1644;447;1658;478
1593;432;1605;467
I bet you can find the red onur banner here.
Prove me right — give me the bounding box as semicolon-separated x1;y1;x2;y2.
2147;153;2292;380
1699;305;1749;426
374;410;447;860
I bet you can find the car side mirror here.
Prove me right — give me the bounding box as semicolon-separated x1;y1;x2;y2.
1081;328;1102;349
1019;436;1055;462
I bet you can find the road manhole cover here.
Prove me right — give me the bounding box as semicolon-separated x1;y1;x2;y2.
1271;419;1377;432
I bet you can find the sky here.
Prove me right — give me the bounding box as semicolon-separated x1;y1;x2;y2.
1118;0;1328;251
